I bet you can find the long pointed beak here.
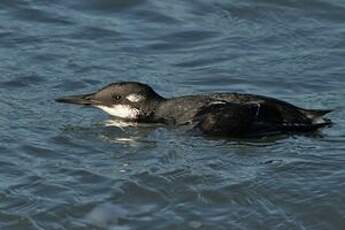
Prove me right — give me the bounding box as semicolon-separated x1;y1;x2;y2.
55;93;99;106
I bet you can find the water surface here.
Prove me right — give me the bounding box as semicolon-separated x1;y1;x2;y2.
1;0;345;229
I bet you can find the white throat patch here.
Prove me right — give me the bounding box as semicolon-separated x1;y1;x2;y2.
126;94;144;103
96;105;141;120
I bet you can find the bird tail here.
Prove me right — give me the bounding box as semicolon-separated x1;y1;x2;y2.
299;108;333;125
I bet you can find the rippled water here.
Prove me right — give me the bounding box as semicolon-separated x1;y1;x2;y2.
1;0;345;229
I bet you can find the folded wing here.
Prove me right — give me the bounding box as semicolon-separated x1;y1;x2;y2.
193;101;331;137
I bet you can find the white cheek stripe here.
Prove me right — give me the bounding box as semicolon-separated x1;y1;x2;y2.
96;105;140;119
126;94;144;103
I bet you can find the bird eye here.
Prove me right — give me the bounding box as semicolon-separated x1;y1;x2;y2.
113;95;122;100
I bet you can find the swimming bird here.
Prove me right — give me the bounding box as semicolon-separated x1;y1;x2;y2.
56;81;332;137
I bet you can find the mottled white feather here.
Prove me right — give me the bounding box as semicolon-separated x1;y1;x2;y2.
96;105;140;119
312;117;327;124
126;94;144;103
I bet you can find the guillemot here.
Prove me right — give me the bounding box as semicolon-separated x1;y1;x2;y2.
56;81;332;137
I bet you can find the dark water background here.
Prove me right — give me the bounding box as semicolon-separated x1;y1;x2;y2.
1;0;345;229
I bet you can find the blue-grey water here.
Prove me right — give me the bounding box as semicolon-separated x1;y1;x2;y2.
1;0;345;229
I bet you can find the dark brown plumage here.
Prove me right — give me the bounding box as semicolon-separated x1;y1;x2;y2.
56;82;332;138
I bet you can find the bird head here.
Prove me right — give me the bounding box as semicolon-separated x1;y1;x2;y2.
56;82;165;121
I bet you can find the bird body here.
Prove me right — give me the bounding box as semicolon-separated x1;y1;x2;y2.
56;82;332;137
